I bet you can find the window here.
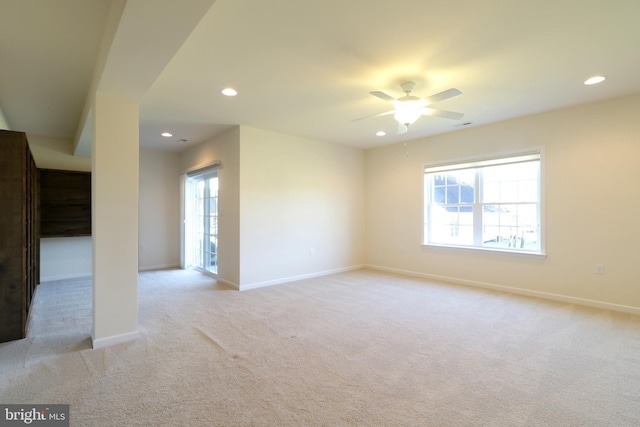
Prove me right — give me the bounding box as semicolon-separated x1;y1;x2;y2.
424;151;543;254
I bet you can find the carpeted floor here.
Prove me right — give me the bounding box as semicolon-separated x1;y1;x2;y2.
1;268;640;426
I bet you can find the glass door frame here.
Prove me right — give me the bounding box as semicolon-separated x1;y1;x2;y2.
180;163;220;277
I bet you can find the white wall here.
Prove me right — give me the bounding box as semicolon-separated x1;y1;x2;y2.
180;126;365;289
181;127;241;286
28;134;93;281
365;92;640;311
239;126;365;288
38;237;93;281
139;148;181;270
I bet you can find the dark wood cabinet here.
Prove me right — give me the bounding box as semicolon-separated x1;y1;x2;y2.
0;130;40;343
40;169;91;237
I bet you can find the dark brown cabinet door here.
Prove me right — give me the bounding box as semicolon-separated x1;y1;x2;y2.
40;169;91;237
0;130;40;343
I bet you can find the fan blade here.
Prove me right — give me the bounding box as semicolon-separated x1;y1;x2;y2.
423;88;462;105
351;110;395;122
370;91;397;102
421;107;464;120
397;123;408;134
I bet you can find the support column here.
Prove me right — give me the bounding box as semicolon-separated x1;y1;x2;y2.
91;93;140;349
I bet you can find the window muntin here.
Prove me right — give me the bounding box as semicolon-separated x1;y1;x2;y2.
424;152;542;253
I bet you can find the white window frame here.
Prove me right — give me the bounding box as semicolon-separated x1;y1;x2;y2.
422;148;545;257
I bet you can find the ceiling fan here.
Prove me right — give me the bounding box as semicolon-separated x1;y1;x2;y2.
356;81;464;134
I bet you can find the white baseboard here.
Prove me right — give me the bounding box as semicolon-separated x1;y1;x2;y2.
138;263;180;272
40;272;92;282
216;277;240;290
40;263;181;282
239;265;365;291
366;264;640;315
92;330;140;349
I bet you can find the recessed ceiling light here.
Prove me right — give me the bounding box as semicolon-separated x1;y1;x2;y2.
221;88;238;96
376;131;386;136
161;132;173;137
584;76;606;85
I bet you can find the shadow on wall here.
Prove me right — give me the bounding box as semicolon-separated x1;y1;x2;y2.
26;134;91;171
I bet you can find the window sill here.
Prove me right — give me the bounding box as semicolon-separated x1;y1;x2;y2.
421;243;547;259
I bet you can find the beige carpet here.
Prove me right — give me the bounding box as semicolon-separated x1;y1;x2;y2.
1;268;640;426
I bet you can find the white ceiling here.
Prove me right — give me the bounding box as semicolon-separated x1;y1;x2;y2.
0;0;111;139
2;0;640;153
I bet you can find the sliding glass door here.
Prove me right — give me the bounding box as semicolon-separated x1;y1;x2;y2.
184;168;218;275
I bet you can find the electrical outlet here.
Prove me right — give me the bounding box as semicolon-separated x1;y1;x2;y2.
595;264;604;275
309;248;314;256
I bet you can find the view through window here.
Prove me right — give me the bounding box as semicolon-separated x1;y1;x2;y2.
424;151;542;253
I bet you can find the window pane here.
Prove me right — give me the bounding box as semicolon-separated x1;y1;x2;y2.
433;186;445;204
208;176;218;193
433;174;446;186
501;181;518;202
446;186;459;204
518;179;537;202
482;204;539;250
456;169;475;185
459;205;473;225
483;182;500;203
428;171;474;205
429;206;474;245
499;204;517;226
460;184;474;203
482;161;538;203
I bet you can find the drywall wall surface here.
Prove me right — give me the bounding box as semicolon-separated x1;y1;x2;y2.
91;93;140;345
40;236;92;281
365;92;640;309
180;126;241;286
238;126;365;287
139;148;181;270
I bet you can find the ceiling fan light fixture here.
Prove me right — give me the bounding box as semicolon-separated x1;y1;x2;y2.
393;98;427;109
361;83;464;128
394;108;421;125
